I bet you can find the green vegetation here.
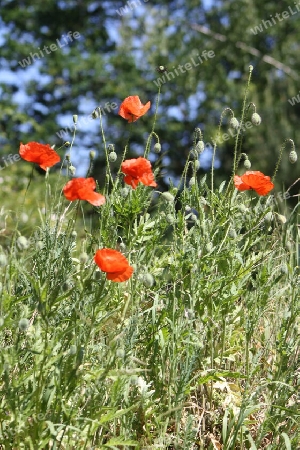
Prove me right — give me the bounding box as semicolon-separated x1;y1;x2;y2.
0;69;299;449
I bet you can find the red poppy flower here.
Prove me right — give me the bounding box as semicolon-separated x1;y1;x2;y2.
121;157;157;189
19;142;60;170
94;248;134;282
234;171;274;196
63;178;105;206
118;96;151;122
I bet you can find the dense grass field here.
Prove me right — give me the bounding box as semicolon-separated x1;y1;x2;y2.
0;70;299;449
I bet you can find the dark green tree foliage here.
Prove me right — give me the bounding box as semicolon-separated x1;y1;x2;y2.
0;0;299;194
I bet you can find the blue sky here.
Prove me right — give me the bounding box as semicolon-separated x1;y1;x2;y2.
0;0;217;176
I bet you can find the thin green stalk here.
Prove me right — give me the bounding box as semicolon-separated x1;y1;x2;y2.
144;85;161;159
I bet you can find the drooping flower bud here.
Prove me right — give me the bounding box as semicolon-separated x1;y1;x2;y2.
18;318;29;331
69;165;76;175
161;192;175;203
195;141;205;154
264;211;273;222
0;254;7;267
17;236;29;250
72;115;78;124
142;273;154;288
108;151;117;162
244;159;251;169
189;177;196;187
89;151;96;160
229;117;239;130
289;150;297;164
154;143;161;154
79;252;89;263
251;113;261;126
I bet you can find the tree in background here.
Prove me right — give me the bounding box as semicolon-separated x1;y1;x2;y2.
0;0;299;196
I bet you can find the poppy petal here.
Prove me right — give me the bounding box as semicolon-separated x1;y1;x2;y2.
233;175;251;191
19;142;60;170
234;171;274;196
94;248;130;273
121;157;157;189
106;265;134;282
63;178;105;205
118;96;150;122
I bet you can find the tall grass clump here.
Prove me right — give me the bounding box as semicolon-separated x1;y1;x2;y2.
0;67;299;450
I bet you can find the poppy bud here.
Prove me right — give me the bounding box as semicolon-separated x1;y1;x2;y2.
162;192;175;203
36;241;44;250
289;150;297;164
195;141;205;154
64;141;71;147
79;252;89;263
18;318;29;331
194;160;200;170
108;151;117;162
228;228;237;238
189;177;196;187
142;273;154;287
166;213;175;224
121;187;130;197
73;115;78;124
107;144;115;152
280;263;288;274
229;117;239;130
277;214;287;224
69;165;76;175
194;127;202;141
185;205;192;213
69;345;77;355
206;242;213;252
0;254;7;267
244;159;251;169
154;143;161;153
264;211;273;222
89;151;96;160
66;154;70;161
17;236;29;250
251;113;261;126
71;230;77;238
116;348;125;358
